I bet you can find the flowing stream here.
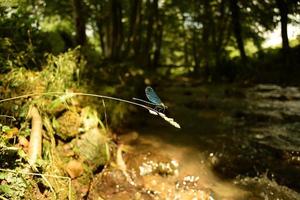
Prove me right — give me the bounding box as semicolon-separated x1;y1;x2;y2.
89;83;300;200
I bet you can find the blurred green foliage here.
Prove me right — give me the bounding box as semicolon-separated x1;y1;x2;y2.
0;0;299;82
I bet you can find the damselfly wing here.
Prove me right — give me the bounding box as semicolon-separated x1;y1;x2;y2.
133;86;167;110
145;86;167;109
145;86;163;106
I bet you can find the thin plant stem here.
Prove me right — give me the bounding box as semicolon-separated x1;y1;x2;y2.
101;99;108;131
132;97;158;106
0;92;158;114
0;115;16;121
0;91;181;129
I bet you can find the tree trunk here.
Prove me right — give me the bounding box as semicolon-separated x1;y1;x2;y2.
144;0;158;68
192;27;200;75
111;0;123;60
213;0;227;66
191;0;202;75
152;1;163;68
202;0;211;78
229;0;247;62
124;0;142;57
73;0;86;46
180;13;189;68
153;19;163;68
96;19;107;57
275;0;290;55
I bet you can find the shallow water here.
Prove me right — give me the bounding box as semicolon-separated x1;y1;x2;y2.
128;83;300;199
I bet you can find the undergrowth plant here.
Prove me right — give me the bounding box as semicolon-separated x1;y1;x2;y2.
0;47;180;199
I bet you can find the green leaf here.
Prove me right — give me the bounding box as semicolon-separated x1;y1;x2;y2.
0;172;8;179
0;184;13;195
1;126;11;133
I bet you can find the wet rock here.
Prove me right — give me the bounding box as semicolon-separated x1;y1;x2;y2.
88;168;153;200
248;85;300;101
281;112;300;123
248;134;300;192
234;176;300;200
234;110;283;123
253;84;282;92
250;124;300;152
74;127;110;170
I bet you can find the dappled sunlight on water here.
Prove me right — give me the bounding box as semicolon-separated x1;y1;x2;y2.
134;135;248;199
